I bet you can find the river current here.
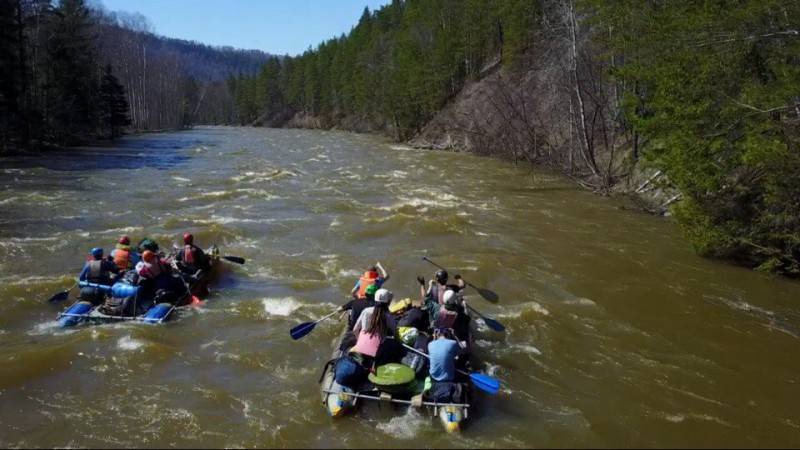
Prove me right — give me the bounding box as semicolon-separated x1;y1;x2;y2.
0;127;798;447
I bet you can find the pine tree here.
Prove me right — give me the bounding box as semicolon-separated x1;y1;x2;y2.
46;0;98;143
0;0;23;150
98;64;130;139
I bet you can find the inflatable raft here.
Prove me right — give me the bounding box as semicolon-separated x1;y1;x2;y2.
318;300;474;432
57;246;221;327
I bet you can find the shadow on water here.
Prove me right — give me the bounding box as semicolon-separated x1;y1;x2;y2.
0;135;205;172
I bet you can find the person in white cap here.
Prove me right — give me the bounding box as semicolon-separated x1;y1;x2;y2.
350;288;398;358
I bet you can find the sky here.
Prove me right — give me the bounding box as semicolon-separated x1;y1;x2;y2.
99;0;392;56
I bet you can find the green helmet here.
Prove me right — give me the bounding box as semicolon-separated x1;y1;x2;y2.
365;284;379;296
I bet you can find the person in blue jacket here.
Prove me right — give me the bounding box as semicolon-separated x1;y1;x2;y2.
78;247;120;305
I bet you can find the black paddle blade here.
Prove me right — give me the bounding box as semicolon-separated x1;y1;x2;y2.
47;290;71;303
223;256;246;265
290;321;316;340
472;284;499;303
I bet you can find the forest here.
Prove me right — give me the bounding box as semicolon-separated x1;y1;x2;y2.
0;0;268;149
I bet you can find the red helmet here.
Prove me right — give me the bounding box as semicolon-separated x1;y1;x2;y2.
142;250;156;263
183;233;194;245
118;235;130;245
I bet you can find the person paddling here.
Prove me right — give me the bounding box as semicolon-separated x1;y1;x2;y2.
420;270;465;324
340;283;378;331
351;288;397;356
78;247;120;305
426;328;463;404
350;262;389;300
175;233;211;277
111;235;140;272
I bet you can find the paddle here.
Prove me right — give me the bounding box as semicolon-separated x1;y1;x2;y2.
401;343;501;395
465;304;505;332
422;256;499;303
47;282;77;303
290;309;341;340
223;256;245;265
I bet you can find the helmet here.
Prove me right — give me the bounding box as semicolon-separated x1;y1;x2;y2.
183;233;194;245
365;284;379;296
435;270;448;284
375;288;393;304
443;289;458;306
142;250;156;263
118;235;130;245
91;247;104;259
138;238;159;252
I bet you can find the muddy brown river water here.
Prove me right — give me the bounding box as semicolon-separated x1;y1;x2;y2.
0;127;798;448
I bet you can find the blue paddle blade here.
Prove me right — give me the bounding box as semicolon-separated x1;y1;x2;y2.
289;321;316;340
470;372;501;395
483;317;506;332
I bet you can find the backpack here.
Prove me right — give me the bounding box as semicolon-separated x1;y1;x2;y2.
334;354;369;389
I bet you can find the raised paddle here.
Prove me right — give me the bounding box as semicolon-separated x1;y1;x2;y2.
422;256;499;303
401;343;501;395
465;304;505;333
290;309;341;340
47;282;77;303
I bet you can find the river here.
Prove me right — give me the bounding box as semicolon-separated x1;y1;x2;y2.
0;127;798;448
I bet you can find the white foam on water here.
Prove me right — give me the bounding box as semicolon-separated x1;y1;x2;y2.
565;297;597;306
98;226;143;235
0;197;19;206
512;344;543;356
200;339;226;350
29;320;74;336
338;269;361;278
389;145;414;152
117;335;145;351
172;176;191;183
329;218;342;228
177;190;233;202
262;297;302;317
375;408;428;439
499;301;550;318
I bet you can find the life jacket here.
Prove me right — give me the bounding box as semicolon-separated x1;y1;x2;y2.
87;260;109;284
183;245;196;265
429;283;446;304
114;246;131;271
356;271;379;299
139;260;165;279
435;306;459;329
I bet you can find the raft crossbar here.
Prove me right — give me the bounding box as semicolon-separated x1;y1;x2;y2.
323;389;470;408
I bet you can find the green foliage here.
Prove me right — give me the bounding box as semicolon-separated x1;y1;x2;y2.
590;0;800;275
235;0;538;138
98;64;130;138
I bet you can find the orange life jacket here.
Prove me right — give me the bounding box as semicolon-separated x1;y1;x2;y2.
356;271;379;299
114;247;131;271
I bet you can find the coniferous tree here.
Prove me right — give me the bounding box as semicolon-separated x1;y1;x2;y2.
0;0;23;150
46;0;98;143
98;64;130;138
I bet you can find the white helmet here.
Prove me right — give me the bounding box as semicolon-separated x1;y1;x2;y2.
443;289;459;305
375;288;393;304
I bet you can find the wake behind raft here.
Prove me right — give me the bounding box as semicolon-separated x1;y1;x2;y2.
57;246;224;327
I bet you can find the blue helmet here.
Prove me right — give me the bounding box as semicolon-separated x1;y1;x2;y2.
91;247;104;259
